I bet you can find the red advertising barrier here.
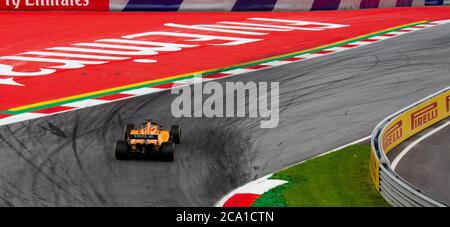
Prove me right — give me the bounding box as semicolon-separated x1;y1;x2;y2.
0;0;425;11
0;0;109;11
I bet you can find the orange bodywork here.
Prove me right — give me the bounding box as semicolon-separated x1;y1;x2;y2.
127;122;170;152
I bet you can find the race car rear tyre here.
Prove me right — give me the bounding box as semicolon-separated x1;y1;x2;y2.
160;142;175;162
170;125;181;144
124;124;135;140
115;140;129;160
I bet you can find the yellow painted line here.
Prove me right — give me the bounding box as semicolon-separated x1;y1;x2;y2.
235;20;428;65
8;71;203;112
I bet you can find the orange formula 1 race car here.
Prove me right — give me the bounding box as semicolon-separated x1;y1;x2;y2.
114;120;181;161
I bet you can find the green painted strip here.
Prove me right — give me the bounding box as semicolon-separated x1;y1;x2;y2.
1;20;428;115
1;75;192;115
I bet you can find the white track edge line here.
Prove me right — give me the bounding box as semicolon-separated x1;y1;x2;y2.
391;120;450;170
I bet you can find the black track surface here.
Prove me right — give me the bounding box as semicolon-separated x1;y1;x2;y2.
388;119;450;204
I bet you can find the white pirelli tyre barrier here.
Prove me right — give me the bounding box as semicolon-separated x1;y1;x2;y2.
370;87;450;207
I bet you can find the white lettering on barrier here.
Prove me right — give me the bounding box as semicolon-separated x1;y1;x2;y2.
6;0;90;9
25;0;90;7
6;0;20;9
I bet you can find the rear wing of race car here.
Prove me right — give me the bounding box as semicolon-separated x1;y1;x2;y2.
128;134;159;140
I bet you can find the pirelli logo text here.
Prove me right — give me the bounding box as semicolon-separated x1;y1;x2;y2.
446;95;450;113
382;121;403;151
411;102;438;131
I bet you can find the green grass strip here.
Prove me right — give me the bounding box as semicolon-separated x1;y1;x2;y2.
252;144;390;207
